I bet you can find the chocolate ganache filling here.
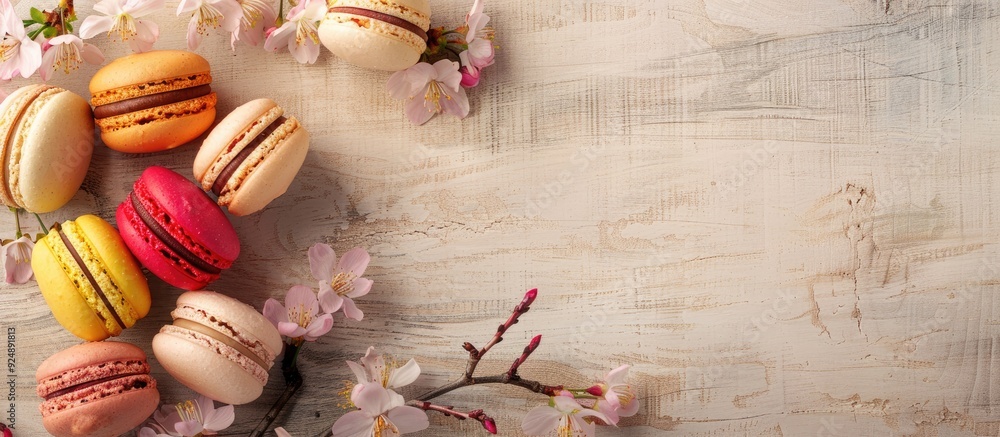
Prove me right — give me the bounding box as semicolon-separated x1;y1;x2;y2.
212;116;287;196
44;371;149;400
93;84;212;119
56;224;126;331
130;193;221;275
329;6;428;41
172;318;268;368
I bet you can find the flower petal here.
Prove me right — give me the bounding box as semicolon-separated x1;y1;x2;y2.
336;247;371;276
203;403;235;431
346;277;372;298
131;0;167;17
346;360;370;384
263;21;294;52
352;384;391;415
308;243;337;281
285;284;319;313
521;405;562;435
303;312;333;341
274;427;293;437
387;358;420;389
79;15;114;39
38;45;57;81
262;298;288;327
405;84;435;125
439;87;470;119
619;394;640;417
605;365;629;385
331;410;375;437
385;405;430;434
174;420;204;437
278;321;307;338
81;43;105;65
177;0;200;15
187;16;204;50
341;297;364;321
318;289;344;314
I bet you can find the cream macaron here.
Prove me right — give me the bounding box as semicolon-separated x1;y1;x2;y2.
193;98;309;216
318;0;431;71
0;85;94;213
152;291;282;405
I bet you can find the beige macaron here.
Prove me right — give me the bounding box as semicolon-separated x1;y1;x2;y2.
318;0;431;71
0;85;94;213
152;291;283;405
193;98;309;216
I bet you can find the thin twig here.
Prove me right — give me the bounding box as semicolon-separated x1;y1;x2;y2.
415;402;497;434
248;342;304;437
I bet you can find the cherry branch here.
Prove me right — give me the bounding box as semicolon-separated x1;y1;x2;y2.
416;402;497;434
464;288;537;377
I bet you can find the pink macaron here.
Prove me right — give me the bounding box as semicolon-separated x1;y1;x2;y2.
36;341;159;437
152;290;282;405
117;166;240;290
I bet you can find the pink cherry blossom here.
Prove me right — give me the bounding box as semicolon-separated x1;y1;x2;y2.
387;60;470;125
521;394;611;437
309;244;373;321
38;35;105;81
346;346;421;396
148;395;234;436
263;285;334;342
458;0;495;88
80;0;164;53
2;235;32;284
230;0;276;48
331;384;429;437
177;0;242;50
263;0;324;64
592;365;640;424
0;0;42;80
274;427;292;437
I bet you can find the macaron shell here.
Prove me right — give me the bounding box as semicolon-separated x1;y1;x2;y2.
42;385;159;437
97;97;216;153
0;85;93;212
226;123;309;216
176;290;283;355
74;214;150;319
31;241;109;341
152;330;264;405
36;341;159;437
319;18;425;71
89;50;211;101
193;98;281;187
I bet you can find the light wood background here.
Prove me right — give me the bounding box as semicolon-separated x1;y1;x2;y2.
3;0;1000;435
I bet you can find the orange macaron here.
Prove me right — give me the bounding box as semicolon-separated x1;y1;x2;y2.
89;50;217;153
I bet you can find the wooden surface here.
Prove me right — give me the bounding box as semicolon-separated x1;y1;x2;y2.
3;0;1000;435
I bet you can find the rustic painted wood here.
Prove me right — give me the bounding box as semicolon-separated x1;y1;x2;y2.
2;0;1000;435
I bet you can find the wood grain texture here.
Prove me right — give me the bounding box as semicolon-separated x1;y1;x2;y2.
2;0;1000;435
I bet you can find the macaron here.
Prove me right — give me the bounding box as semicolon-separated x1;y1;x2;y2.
36;341;159;437
89;50;217;153
318;0;431;71
152;290;282;405
117;166;240;290
193;98;309;216
31;215;151;341
0;84;94;213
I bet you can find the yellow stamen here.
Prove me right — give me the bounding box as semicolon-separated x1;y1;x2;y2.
52;43;83;74
373;415;399;436
337;380;356;409
424;81;447;114
1;37;19;63
295;19;320;46
196;4;225;34
239;0;269;30
176;399;203;424
330;272;357;297
109;13;137;40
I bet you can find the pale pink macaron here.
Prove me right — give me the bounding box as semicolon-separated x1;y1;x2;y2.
193;98;309;216
36;341;159;437
152;290;282;405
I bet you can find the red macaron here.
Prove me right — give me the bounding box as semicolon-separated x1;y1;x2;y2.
117;166;239;290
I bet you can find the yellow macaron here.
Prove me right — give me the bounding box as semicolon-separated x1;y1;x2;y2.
32;215;151;341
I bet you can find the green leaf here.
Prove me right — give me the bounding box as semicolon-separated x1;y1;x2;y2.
64;21;73;32
42;26;56;38
30;7;45;23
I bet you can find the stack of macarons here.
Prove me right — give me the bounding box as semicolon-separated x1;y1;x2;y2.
20;49;313;434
